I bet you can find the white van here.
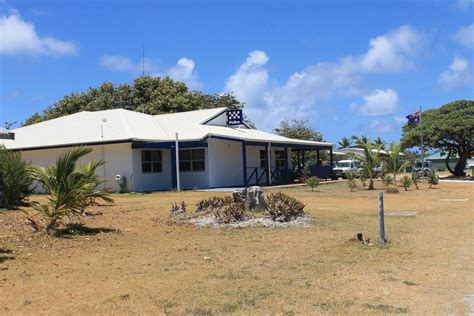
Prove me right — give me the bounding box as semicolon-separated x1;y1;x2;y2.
333;160;360;179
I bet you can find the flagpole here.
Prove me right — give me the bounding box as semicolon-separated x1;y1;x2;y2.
420;105;425;177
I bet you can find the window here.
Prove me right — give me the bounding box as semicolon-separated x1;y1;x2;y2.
179;148;205;172
260;150;267;168
141;150;162;173
275;150;286;168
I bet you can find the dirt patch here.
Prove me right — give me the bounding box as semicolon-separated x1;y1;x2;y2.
0;180;473;314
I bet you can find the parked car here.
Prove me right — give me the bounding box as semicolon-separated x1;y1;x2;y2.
413;160;433;175
333;160;360;179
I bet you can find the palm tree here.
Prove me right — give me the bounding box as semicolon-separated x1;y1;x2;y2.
374;137;387;150
23;147;113;234
383;141;411;193
352;137;382;190
338;137;352;149
351;135;370;148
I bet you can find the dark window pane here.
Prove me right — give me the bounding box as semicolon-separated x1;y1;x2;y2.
192;160;205;171
180;161;191;171
142;162;152;172
260;150;266;159
179;150;191;161
151;151;162;161
275;151;285;159
260;159;266;168
192;149;205;160
152;162;162;172
142;150;152;162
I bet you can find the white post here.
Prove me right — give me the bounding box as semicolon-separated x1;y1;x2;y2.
175;132;181;191
267;143;272;185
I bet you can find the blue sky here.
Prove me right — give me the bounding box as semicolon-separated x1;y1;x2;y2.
1;0;473;144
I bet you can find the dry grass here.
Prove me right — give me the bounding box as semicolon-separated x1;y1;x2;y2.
0;180;473;315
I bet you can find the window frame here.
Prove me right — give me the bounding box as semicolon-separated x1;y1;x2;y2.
274;150;286;169
259;150;267;168
141;150;163;174
179;148;206;172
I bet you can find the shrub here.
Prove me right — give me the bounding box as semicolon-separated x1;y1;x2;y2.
427;171;439;188
265;192;305;222
348;178;357;192
346;171;357;180
382;174;393;186
196;196;227;213
22;147;113;234
0;147;33;209
169;201;187;222
305;176;320;191
386;186;399;194
411;172;420;190
214;197;246;224
401;176;412;191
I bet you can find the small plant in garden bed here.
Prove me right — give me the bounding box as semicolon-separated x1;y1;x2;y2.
265;192;305;222
348;178;357;192
382;174;393;186
427;171;439;188
214;198;247;224
169;201;188;223
196;196;227;213
401;176;412;191
305;176;320;191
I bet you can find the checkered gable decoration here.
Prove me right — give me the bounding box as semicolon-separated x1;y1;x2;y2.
227;109;243;125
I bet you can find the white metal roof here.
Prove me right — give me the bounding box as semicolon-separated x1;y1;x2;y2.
1;108;332;150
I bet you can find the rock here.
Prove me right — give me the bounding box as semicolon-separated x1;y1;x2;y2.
232;186;265;211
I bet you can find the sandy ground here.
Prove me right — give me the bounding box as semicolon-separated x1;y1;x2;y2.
0;180;473;315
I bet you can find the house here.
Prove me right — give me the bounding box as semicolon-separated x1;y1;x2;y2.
425;151;474;171
1;108;334;192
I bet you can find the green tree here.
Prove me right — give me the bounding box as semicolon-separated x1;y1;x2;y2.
274;119;324;168
23;76;243;126
351;137;382;190
0;147;33;209
383;141;411;192
23;147;113;234
305;176;320;191
351;135;370;148
338;137;352;149
401;100;474;176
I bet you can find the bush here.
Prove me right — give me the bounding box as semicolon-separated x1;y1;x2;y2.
305;176;320;191
170;201;187;222
427;171;439;188
265;192;305;222
214;197;247;224
382;174;393;186
196;196;227;213
411;172;420;190
401;176;412;191
346;171;357;180
0;147;33;209
348;178;357;192
22;147;113;234
386;186;399;194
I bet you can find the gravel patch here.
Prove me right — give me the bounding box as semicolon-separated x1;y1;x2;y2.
186;215;317;228
385;211;418;217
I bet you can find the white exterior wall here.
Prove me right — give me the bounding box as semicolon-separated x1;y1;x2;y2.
20;143;134;193
178;147;210;189
131;148;173;191
208;138;244;187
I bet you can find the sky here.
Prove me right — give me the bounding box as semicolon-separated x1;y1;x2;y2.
0;0;473;145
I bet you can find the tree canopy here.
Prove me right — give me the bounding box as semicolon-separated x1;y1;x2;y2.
24;76;243;126
400;100;474;176
273;119;323;142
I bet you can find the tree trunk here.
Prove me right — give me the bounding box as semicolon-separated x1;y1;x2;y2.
368;177;375;190
446;147;469;176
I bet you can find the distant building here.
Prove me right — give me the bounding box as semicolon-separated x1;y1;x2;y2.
425;151;473;171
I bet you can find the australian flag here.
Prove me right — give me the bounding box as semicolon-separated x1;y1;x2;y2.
406;111;421;126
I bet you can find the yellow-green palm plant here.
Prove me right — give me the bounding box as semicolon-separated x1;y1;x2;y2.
351;137;382;190
23;147;113;234
383;142;411;193
77;160;114;209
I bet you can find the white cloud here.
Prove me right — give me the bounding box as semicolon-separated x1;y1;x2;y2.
453;23;474;49
394;116;407;126
166;58;202;89
353;89;400;116
223;25;423;130
368;119;394;134
438;56;473;91
0;10;77;56
360;25;423;73
99;55;202;89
